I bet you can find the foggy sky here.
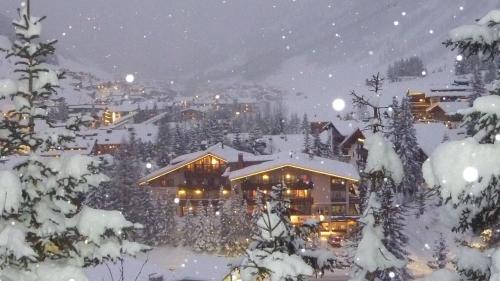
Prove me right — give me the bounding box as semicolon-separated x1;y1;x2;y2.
1;0;498;92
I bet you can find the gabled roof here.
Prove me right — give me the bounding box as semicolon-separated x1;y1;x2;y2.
139;143;258;185
228;152;359;182
426;102;469;115
327;119;361;137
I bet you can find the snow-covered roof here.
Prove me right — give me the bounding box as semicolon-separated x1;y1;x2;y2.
228;152;359;182
414;123;461;157
83;124;158;145
426;102;469;115
426;88;472;97
329;119;361;137
139;143;260;184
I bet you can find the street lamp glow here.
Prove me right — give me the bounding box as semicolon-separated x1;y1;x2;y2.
125;74;135;83
463;166;479;182
456;54;464;62
174;197;180;204
332;98;346;112
146;162;152;169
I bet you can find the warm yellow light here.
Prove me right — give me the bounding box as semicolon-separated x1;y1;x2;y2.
262;174;269;180
211;158;218;165
178;190;186;195
290;215;299;224
319;214;325;221
195;190;202;195
285;174;291;179
263;190;267;194
286;189;291;194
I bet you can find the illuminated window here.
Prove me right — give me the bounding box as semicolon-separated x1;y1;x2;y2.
262;174;269;182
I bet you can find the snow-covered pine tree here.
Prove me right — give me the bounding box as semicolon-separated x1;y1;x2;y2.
288;112;301;134
233;126;243;150
445;10;500;60
198;201;220;253
240;187;313;281
0;3;146;280
173;123;187;156
181;200;197;247
394;97;422;198
151;198;168;246
430;233;448;270
193;201;209;252
349;74;408;281
220;187;251;256
163;192;179;246
302;113;311;154
469;66;487;106
425;16;500;277
155;117;171;167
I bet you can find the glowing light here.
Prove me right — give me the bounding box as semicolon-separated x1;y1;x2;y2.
215;211;220;216
125;74;135;83
393;21;399;26
456;54;464;61
146;162;152;169
459;6;464;11
429;29;434;34
174;197;180;204
332;98;346;112
262;174;269;181
401;11;406;16
495;134;500;142
368;50;374;55
388;272;396;279
215;94;220;99
195;190;202;195
422;70;427;76
463;166;479;182
425;243;430;249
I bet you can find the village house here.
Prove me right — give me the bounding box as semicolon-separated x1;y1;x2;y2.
138;143;360;237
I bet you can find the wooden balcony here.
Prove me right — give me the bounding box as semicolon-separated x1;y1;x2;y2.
240;180;314;191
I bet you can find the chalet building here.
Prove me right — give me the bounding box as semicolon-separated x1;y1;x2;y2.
425;102;468;128
323;120;367;165
138;144;360;236
228;153;360;236
407;88;471;122
138;144;271;212
180;107;206;122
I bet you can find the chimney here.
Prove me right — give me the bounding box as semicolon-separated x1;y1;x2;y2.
238;153;244;168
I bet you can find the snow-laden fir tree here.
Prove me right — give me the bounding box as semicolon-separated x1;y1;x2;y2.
155;117;171;167
425;14;500;278
163;192;179;246
349;74;409;281
193;201;207;252
194;201;220;254
88;133;157;244
0;3;147;280
428;233;448;270
220;187;252;256
469;66;487;106
180;200;197;247
240;186;313;281
392;97;423;198
302;113;311;154
173;123;188;156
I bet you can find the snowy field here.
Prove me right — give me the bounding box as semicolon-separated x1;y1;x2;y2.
85;247;238;281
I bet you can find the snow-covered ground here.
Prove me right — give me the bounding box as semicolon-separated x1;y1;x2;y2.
86;247;239;281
